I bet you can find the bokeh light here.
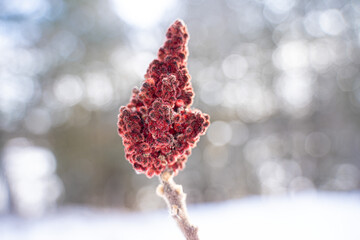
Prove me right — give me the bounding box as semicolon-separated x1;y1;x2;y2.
110;0;178;29
1;138;63;216
54;75;84;107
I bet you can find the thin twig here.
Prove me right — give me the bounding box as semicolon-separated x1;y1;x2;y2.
157;170;199;240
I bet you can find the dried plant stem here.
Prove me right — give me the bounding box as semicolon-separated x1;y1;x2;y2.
157;170;199;240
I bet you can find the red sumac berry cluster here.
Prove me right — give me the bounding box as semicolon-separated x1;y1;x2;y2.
117;20;210;178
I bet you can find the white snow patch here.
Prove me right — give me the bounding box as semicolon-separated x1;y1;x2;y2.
0;192;359;240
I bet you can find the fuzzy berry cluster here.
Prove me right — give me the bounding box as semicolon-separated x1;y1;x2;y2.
117;20;210;178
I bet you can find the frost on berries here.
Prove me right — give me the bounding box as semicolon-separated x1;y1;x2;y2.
117;20;210;178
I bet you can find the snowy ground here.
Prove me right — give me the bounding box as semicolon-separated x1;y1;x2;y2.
0;192;359;240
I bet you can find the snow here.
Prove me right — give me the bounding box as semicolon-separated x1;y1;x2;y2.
0;192;359;240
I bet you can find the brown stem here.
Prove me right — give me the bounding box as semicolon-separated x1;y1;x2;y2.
157;170;199;240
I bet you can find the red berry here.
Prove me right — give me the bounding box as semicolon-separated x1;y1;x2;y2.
117;20;210;178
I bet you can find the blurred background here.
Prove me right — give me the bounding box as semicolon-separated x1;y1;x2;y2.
0;0;360;220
